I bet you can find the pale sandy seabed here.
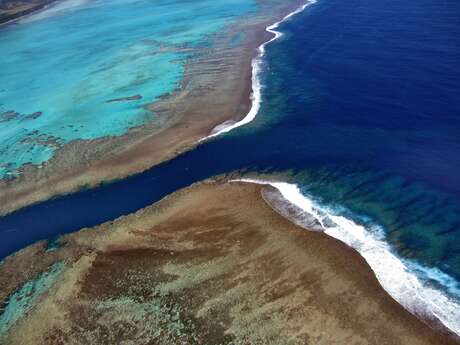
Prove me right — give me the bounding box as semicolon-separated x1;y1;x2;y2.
1;1;458;343
0;181;458;344
0;0;306;217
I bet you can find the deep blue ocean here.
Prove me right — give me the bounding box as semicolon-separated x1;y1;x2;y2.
1;0;459;333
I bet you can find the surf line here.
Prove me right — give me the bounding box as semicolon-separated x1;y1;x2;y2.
231;178;460;337
200;0;316;141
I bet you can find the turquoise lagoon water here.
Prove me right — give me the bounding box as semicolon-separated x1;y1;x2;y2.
0;262;63;337
0;0;256;178
1;0;460;336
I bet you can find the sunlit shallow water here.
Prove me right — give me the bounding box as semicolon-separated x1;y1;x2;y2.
0;262;63;337
0;0;256;178
0;0;459;335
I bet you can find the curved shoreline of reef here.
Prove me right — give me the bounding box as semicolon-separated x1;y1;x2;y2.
0;0;306;217
0;180;458;344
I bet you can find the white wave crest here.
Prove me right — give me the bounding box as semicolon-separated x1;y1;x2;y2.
20;0;90;24
201;0;316;141
232;178;460;336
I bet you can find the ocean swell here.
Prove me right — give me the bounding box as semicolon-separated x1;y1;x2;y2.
232;178;460;337
201;0;316;140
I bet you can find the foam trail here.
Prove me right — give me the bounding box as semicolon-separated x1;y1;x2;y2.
20;0;90;24
201;0;316;141
232;178;460;336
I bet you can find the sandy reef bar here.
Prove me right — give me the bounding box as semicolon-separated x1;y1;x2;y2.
0;181;458;344
0;0;307;216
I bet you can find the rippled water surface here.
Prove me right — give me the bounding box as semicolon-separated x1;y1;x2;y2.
0;0;256;178
1;0;459;334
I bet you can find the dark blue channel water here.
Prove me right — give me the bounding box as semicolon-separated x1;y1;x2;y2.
1;0;460;329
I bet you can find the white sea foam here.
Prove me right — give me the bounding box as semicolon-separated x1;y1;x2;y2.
199;0;460;335
201;0;316;141
20;0;90;24
232;178;460;336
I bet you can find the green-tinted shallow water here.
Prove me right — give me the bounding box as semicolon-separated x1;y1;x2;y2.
0;0;256;178
0;262;63;337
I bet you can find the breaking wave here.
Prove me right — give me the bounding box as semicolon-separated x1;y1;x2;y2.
201;0;316;140
233;178;460;336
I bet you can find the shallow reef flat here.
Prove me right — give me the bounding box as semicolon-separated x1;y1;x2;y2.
0;0;305;216
0;181;457;344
